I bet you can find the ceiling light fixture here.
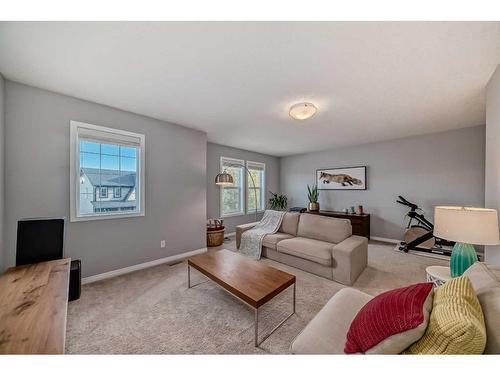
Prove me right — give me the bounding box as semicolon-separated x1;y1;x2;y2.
289;102;317;121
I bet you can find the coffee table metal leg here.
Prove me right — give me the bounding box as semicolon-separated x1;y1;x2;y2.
254;282;296;347
254;308;259;347
187;264;191;288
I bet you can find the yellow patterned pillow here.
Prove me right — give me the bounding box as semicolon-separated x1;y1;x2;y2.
406;276;486;354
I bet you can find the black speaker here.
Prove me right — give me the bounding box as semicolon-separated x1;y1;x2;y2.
69;259;81;301
16;218;65;266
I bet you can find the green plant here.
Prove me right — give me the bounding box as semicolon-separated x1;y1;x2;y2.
307;184;319;203
268;192;288;211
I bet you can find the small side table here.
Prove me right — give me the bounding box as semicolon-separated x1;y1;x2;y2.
426;266;451;287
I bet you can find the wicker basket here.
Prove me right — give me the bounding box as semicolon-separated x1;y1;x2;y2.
206;228;225;247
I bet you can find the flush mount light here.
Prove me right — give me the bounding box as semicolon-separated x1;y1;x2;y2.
289;102;317;121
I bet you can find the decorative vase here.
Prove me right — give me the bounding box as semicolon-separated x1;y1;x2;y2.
308;202;319;211
450;242;478;277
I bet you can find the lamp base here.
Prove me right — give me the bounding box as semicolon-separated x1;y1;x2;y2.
450;242;478;278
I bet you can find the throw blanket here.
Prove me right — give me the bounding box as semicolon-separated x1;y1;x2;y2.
239;210;286;259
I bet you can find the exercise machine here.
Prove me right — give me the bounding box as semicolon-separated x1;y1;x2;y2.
396;196;453;255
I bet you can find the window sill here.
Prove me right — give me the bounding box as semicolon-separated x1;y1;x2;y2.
70;211;145;222
220;212;246;218
221;211;264;218
246;210;265;215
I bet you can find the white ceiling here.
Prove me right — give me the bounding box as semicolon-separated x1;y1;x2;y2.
1;22;500;156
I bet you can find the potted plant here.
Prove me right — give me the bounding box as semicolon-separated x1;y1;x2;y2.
307;184;320;211
268;192;288;211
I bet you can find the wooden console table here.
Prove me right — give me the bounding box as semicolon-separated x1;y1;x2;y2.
0;258;71;354
307;210;370;239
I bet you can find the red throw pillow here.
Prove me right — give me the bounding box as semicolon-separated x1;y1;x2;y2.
344;282;434;354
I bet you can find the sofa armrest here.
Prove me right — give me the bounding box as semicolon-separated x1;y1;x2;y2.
291;288;373;354
331;235;368;286
235;222;259;249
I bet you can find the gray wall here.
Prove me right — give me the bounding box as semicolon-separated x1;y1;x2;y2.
0;74;4;272
4;81;207;277
280;126;485;240
207;142;280;233
486;63;500;265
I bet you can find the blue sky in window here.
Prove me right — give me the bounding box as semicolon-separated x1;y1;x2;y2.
80;140;137;172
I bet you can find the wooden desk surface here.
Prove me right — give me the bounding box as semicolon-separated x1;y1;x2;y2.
0;258;71;354
188;250;295;308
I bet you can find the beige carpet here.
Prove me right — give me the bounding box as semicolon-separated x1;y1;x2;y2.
66;240;447;354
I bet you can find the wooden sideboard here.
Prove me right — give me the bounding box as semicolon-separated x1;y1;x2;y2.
307;210;371;239
0;258;71;354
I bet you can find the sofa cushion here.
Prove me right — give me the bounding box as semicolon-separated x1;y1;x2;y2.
277;237;334;266
297;213;352;244
345;283;434;354
291;288;373;354
464;261;499;290
464;262;500;354
406;276;486;354
279;212;300;236
262;232;294;250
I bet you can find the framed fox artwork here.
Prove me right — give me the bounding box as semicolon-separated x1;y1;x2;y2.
316;166;367;190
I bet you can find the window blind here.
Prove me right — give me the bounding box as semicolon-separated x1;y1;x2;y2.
247;161;265;171
221;157;244;169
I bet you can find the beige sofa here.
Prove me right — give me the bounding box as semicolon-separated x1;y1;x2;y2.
236;212;368;286
291;262;500;354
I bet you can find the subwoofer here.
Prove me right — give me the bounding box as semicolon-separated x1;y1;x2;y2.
69;260;81;301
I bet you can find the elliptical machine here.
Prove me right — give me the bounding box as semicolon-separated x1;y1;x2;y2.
396;195;454;255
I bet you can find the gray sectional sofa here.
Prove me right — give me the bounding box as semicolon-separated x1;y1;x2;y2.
291;262;500;354
236;212;368;286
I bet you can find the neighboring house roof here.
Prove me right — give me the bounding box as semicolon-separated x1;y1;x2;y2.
82;168;136;187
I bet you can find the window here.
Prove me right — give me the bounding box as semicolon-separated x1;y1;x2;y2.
246;161;266;213
70;121;145;221
220;157;245;217
100;187;108;198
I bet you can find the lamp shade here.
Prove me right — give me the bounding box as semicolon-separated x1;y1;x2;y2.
215;171;234;186
434;206;500;245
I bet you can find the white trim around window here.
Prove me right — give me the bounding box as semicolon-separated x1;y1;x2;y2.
246;160;266;214
219;156;245;218
70;120;146;222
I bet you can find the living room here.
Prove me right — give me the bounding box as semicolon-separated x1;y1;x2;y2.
1;2;500;374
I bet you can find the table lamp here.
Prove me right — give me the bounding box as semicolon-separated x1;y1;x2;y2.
434;206;500;277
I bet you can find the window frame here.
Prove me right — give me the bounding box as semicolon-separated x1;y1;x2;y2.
70;120;145;222
246;160;266;214
113;187;121;198
100;187;108;199
219;156;245;218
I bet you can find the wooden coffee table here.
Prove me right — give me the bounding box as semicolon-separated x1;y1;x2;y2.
187;249;296;347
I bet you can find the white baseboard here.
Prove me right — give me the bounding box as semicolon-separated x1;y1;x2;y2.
82;248;208;285
371;236;401;244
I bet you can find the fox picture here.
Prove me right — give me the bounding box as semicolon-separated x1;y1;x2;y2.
317;167;366;190
319;172;362;186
